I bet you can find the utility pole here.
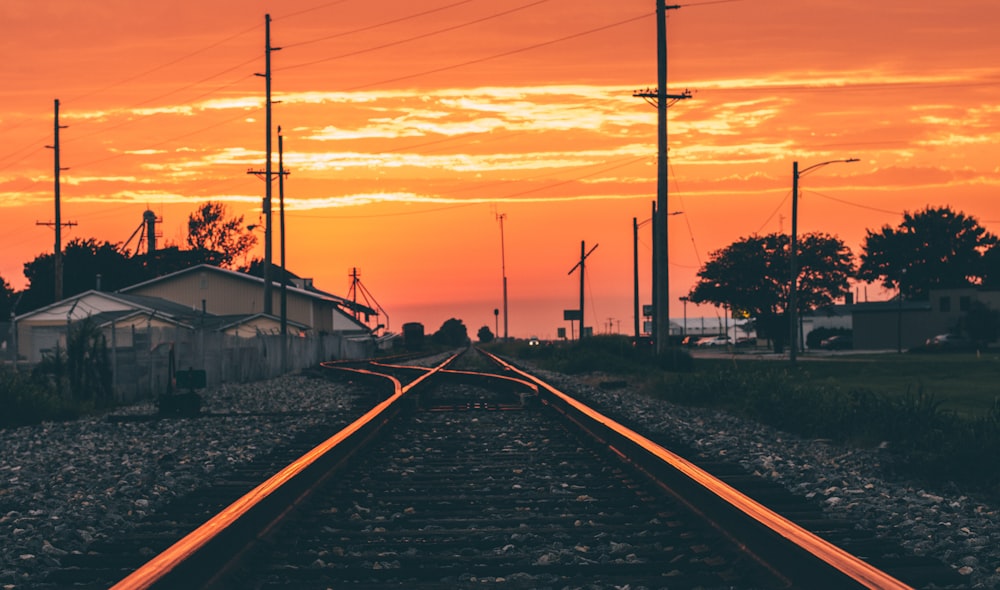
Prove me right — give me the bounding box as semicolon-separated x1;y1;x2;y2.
39;99;75;302
635;1;691;354
789;158;857;364
632;209;653;343
278;126;289;373
567;241;598;339
497;213;509;340
247;14;280;315
633;216;640;341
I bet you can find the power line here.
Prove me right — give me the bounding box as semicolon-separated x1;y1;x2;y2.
274;0;353;21
66;69;258;146
752;189;790;235
281;0;480;49
71;107;258;171
67;23;261;105
340;12;652;91
280;0;552;72
807;188;902;216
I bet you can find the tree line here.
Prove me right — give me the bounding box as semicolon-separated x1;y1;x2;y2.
688;205;1000;349
0;202;258;319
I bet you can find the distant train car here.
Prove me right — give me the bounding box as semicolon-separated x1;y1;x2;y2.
402;322;425;351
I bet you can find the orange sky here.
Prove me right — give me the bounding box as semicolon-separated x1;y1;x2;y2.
3;0;1000;339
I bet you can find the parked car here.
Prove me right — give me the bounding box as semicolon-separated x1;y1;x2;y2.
924;333;975;352
697;336;731;347
819;334;852;350
734;337;757;348
680;335;699;346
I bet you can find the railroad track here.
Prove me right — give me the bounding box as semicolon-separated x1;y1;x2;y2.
49;349;963;589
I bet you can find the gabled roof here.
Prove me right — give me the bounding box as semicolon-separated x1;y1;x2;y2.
208;313;310;333
14;289;314;335
121;264;376;316
14;290;206;325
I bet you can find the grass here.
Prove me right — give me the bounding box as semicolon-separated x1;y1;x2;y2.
487;336;1000;495
711;351;1000;419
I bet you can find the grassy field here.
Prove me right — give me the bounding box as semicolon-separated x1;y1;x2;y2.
709;351;1000;418
491;337;1000;492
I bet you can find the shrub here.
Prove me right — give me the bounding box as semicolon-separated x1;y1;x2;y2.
0;368;79;428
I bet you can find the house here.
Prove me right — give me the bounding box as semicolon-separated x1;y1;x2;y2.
120;264;375;336
12;265;384;399
13;290;206;364
851;287;1000;351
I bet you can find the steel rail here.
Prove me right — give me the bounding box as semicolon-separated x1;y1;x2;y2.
111;353;458;590
481;350;914;590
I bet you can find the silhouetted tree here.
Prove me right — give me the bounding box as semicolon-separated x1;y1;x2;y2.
687;232;854;351
477;325;495;343
137;246;224;280
0;275;14;318
959;301;1000;345
240;257;300;286
21;238;139;312
980;243;1000;289
433;318;469;347
858;206;996;299
186;202;257;269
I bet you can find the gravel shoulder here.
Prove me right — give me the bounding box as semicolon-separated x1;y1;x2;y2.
537;369;1000;590
1;367;998;589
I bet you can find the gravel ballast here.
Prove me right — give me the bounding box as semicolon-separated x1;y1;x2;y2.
1;368;998;588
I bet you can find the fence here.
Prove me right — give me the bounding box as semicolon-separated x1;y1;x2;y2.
106;325;372;403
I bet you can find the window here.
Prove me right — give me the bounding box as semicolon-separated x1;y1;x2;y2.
939;296;951;312
959;296;971;311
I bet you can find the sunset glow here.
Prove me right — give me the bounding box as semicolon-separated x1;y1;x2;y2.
3;0;1000;338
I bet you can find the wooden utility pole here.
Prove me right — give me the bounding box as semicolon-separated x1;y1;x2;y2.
278;126;288;373
634;1;690;354
39;99;75;302
247;14;280;315
568;241;598;339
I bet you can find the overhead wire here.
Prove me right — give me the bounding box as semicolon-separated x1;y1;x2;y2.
67;22;262;105
280;0;480;49
274;0;353;22
279;0;553;72
340;12;652;91
755;190;791;235
9;2;660;247
807;188;902;217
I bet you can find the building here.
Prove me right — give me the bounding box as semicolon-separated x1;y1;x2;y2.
852;287;1000;351
12;265;383;399
120;264;375;337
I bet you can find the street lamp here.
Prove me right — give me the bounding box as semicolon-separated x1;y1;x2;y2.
633;214;652;343
789;158;858;364
634;209;682;345
679;296;689;338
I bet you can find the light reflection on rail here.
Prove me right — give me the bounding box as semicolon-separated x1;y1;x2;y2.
481;349;914;590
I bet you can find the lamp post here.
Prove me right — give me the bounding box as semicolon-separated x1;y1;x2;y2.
497;213;508;341
896;269;906;354
633;215;652;343
679;296;688;338
789;158;858;364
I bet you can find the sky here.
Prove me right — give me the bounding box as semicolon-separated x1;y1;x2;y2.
3;0;1000;339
